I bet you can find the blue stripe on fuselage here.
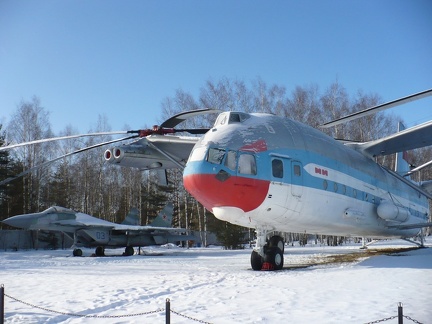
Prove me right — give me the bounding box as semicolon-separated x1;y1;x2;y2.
184;148;428;222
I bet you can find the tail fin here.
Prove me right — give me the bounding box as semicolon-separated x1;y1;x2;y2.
149;202;174;227
395;122;412;180
121;207;140;225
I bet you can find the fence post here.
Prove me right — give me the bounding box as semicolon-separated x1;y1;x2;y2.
398;302;403;324
0;284;4;324
166;298;170;324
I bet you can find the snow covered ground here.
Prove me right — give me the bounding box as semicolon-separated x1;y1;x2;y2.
1;238;431;324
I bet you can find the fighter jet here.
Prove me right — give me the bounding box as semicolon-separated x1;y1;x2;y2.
2;202;193;256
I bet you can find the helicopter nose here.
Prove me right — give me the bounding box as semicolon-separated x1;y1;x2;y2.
183;165;269;213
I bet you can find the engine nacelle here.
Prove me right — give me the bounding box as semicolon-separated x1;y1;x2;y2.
105;146;144;164
113;147;125;161
377;201;410;223
104;149;114;162
104;145;175;170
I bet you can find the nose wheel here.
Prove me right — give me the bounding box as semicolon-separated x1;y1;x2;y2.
251;232;284;271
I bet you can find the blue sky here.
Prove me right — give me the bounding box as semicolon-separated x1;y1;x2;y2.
1;0;431;135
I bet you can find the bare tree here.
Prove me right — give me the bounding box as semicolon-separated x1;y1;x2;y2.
320;82;351;139
7;97;54;212
285;84;321;127
251;78;288;114
349;91;395;142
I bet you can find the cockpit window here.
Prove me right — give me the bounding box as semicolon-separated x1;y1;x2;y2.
207;148;225;164
238;153;257;175
224;150;237;170
214;112;250;127
188;146;207;162
229;113;241;123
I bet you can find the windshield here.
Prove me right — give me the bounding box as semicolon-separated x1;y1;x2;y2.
207;148;225;164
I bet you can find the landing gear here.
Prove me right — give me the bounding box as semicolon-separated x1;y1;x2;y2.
95;246;105;256
124;246;134;256
250;230;284;271
263;246;284;271
72;232;83;257
251;250;263;270
269;235;284;253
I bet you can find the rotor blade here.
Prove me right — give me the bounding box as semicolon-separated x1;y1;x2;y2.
174;128;210;135
0;135;138;186
321;89;432;128
404;159;432;177
0;131;129;151
160;109;221;128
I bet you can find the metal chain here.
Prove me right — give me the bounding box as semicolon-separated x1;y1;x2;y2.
5;292;424;323
364;315;397;324
365;315;424;324
171;309;213;324
5;293;163;318
403;315;424;324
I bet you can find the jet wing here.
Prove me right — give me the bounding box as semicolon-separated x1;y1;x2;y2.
346;120;432;158
50;219;115;229
111;224;188;233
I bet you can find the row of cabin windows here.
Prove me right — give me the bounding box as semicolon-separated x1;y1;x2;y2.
205;150;304;178
207;148;257;175
322;179;379;203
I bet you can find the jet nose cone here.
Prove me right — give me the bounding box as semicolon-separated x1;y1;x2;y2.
2;214;35;229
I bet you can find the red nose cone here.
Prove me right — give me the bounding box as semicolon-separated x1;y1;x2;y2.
184;173;269;212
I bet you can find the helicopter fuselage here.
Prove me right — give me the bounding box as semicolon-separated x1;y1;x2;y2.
183;112;429;239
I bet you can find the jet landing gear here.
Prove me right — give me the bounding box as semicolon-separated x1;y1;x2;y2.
251;233;284;271
95;246;105;256
124;246;135;256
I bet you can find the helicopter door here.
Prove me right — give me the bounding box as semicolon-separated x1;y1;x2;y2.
291;160;303;197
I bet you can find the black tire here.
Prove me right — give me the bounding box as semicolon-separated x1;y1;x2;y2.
73;249;82;257
250;250;264;271
125;246;134;256
268;236;284;253
95;246;105;256
264;247;284;270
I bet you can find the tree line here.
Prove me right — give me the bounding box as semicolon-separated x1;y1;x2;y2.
1;79;431;246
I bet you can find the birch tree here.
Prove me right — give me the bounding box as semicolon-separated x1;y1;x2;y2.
7;97;54;212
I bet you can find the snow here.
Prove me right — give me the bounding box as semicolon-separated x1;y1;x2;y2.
1;238;431;324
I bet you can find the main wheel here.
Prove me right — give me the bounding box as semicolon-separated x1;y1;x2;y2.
95;246;105;256
73;248;82;257
250;250;264;271
264;247;284;270
268;235;284;253
124;246;134;256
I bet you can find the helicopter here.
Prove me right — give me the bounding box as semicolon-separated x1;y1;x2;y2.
1;89;432;270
